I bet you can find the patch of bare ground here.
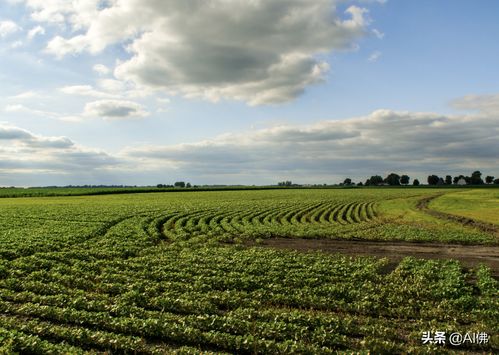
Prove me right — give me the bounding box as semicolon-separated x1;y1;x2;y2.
246;238;499;277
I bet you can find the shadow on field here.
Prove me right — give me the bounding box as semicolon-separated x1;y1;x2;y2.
246;238;499;278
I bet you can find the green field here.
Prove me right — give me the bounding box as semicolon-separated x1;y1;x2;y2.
430;189;499;225
0;188;497;353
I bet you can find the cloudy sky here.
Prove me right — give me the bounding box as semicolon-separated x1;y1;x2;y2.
0;0;498;186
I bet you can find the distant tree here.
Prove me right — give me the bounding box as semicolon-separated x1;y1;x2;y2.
343;178;352;185
186;182;192;188
427;175;440;185
156;184;164;188
365;179;371;186
357;182;363;186
445;175;452;185
465;176;471;184
174;181;186;188
278;181;292;186
369;175;384;186
453;175;464;184
470;171;484;185
413;179;420;186
384;173;401;186
485;176;494;184
494;178;499;185
400;175;410;185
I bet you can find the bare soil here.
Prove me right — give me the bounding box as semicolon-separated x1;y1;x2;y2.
247;238;499;277
239;195;499;277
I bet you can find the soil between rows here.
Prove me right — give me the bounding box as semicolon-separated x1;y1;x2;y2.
246;238;499;277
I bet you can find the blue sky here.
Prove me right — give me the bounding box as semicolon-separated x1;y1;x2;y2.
0;0;498;186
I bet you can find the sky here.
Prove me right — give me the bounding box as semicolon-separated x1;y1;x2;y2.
0;0;498;186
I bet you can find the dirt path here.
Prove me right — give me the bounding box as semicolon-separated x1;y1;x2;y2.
247;238;499;277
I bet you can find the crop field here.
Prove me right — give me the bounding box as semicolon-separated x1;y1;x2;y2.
0;188;497;353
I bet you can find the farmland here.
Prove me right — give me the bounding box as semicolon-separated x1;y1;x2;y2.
0;188;497;353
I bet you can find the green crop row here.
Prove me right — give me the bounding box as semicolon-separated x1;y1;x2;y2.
0;188;497;353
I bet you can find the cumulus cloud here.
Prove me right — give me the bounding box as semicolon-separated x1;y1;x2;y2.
93;64;110;75
1;97;498;185
0;123;73;148
123;108;499;182
0;20;20;37
27;25;45;39
0;123;120;185
83;99;148;120
451;94;499;115
19;0;371;104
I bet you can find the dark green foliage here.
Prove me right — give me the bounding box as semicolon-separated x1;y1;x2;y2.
400;175;410;185
427;175;440;185
384;173;401;186
0;189;497;353
367;175;383;186
471;171;484;185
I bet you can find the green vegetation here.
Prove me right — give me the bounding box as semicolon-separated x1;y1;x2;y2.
430;189;499;225
0;188;497;353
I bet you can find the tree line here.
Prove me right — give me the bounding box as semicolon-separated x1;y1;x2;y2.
157;181;192;188
341;171;498;186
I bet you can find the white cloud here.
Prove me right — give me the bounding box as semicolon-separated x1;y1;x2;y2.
59;85;117;99
19;0;371;104
9;91;44;100
93;63;110;75
4;104;60;119
10;40;23;48
451;94;499;115
372;28;384;39
97;79;125;93
27;25;45;39
0;123;73;148
0;20;20;37
1;94;498;185
122;107;499;182
5;103;80;123
15;0;100;26
84;99;148;120
359;0;387;4
0;123;120;185
368;50;381;62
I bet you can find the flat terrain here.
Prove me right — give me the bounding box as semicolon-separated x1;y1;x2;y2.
250;239;499;276
0;188;497;353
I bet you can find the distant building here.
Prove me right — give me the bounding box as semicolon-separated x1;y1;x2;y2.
456;178;467;185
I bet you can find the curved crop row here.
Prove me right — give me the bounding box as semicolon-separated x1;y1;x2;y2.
149;200;379;242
